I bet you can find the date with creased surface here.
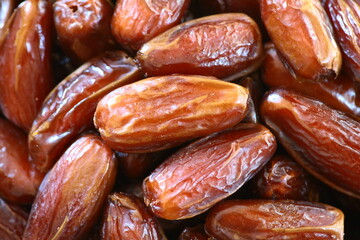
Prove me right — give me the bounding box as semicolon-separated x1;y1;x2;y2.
261;88;360;199
94;75;249;153
205;200;344;239
23;134;117;240
143;123;276;220
0;198;28;240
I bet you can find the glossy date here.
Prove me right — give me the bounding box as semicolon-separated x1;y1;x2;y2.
0;198;28;240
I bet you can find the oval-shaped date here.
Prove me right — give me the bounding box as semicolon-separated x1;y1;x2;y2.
260;0;341;80
28;51;142;173
262;42;360;119
23;134;117;240
111;0;190;51
143;123;276;220
0;198;28;240
0;118;43;204
136;13;263;80
54;0;117;63
101;193;166;240
261;88;360;199
205;200;344;239
94;75;249;153
0;0;53;131
324;0;360;82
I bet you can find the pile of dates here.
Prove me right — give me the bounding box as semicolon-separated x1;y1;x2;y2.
0;0;359;239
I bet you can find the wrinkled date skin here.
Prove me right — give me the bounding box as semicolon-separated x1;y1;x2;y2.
28;51;142;173
252;153;318;201
23;134;117;240
143;123;276;220
101;193;167;240
260;0;342;80
0;198;28;240
111;0;190;52
136;13;263;81
94;75;249;153
205;200;344;239
0;118;44;204
262;42;360;120
324;0;360;82
261;88;360;199
0;0;53;131
54;0;117;63
178;225;213;240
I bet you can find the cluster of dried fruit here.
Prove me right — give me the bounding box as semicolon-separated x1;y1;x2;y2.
0;0;359;239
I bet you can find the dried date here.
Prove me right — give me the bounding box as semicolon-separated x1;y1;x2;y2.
0;198;28;240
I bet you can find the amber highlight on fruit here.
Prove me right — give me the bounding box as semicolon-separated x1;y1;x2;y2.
205;200;344;239
94;75;249;153
0;198;28;240
23;134;117;240
29;51;142;173
54;0;117;63
0;0;53;131
260;0;341;80
0;118;44;204
0;0;14;33
111;0;190;51
262;42;360;120
136;13;263;81
101;193;166;240
324;0;360;82
261;88;360;199
143;123;276;220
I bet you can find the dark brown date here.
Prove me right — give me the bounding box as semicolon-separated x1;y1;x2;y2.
54;0;117;63
260;0;342;80
205;200;344;239
101;193;167;240
262;42;360;120
94;75;249;153
0;0;53;131
178;225;213;240
143;123;276;220
23;134;117;240
0;118;44;204
261;88;360;199
29;51;142;173
324;0;360;82
111;0;190;52
0;198;28;240
136;13;263;81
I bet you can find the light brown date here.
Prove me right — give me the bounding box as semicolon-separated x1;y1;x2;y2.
0;198;28;240
94;75;249;153
23;134;117;240
261;88;360;199
260;0;342;80
0;0;53;131
111;0;190;52
143;123;276;220
0;118;44;204
28;51;142;173
205;200;344;239
101;193;167;240
136;13;263;81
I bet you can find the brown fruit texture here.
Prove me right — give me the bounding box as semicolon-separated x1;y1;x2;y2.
0;0;53;131
54;0;117;63
0;118;44;204
324;0;360;82
261;88;360;199
0;198;28;240
178;225;212;240
29;51;142;173
101;193;167;240
260;0;342;80
136;13;263;81
143;123;276;220
252;153;318;201
111;0;190;52
94;75;249;153
23;134;117;240
205;200;344;240
262;42;360;120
